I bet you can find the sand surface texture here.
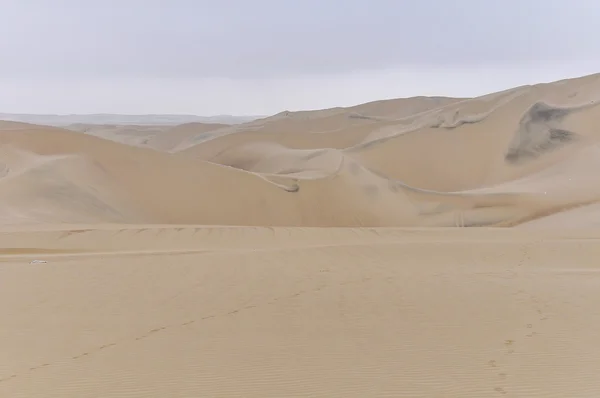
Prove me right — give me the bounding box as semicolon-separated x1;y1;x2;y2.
3;74;600;397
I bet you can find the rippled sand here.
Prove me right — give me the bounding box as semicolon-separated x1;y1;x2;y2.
2;226;600;397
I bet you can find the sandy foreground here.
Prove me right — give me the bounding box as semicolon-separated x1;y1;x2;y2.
1;226;600;397
3;73;600;396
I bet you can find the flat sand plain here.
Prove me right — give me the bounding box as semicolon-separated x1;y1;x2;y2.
3;226;600;397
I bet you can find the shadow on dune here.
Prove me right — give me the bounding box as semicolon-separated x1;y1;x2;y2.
504;101;587;164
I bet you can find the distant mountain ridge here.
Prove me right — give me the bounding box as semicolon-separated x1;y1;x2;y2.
0;113;263;126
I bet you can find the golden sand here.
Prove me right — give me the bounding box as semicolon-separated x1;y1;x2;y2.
3;74;600;396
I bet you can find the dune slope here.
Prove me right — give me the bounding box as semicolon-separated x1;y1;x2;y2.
2;74;600;227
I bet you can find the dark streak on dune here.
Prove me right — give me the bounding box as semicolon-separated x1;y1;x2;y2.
529;102;571;123
388;180;402;193
303;149;328;161
505;128;577;164
505;102;580;164
284;185;300;193
347;113;382;121
431;110;490;130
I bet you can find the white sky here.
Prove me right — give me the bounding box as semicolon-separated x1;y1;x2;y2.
1;0;600;115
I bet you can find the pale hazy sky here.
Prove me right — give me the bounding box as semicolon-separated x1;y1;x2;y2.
1;0;600;115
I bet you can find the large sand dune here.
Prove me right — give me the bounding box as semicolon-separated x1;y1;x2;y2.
3;74;600;227
145;122;231;151
65;123;168;148
4;73;600;396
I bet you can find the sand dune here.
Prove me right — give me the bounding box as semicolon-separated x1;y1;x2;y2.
65;123;168;148
0;147;139;224
5;73;600;396
2;74;600;227
0;123;298;225
0;127;545;227
145;122;230;151
173;96;461;156
0;122;427;226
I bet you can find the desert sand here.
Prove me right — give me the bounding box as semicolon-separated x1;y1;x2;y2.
3;73;600;397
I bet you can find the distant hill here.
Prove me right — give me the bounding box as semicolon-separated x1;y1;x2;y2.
0;113;263;126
